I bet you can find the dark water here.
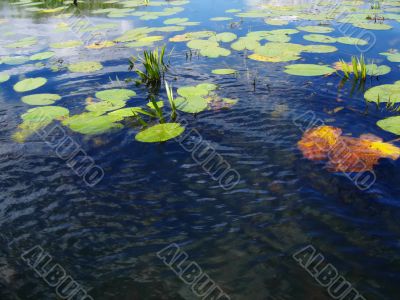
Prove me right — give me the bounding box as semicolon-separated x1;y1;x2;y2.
1;0;400;299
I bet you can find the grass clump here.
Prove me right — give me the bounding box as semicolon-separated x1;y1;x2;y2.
129;46;170;89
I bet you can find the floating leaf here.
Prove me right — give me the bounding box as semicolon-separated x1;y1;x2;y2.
6;37;37;48
303;34;337;43
135;123;185;143
380;51;400;62
21;94;61;105
297;25;334;33
14;106;69;142
85;99;126;114
377;116;400;135
14;77;47;92
0;73;10;83
95;89;136;102
353;22;392;30
163;17;188;25
364;81;400;103
209;32;237;43
29;51;55;61
51;40;83;48
174;96;208;113
284;64;335;76
86;41;115;49
365;64;391;76
210;17;232;21
336;36;368;46
68;61;103;73
212;68;237;75
66;115;123;135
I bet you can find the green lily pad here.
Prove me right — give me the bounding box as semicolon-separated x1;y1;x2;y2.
0;73;10;83
108;107;148;120
177;86;209;98
14;77;47;92
377;116;400;135
95;89;136;102
66;114;123;135
297;25;334;33
302;45;338;53
29;51;55;61
365;64;391;76
212;68;237;75
353;22;392;30
21;94;61;105
210;17;232;21
336;36;368;46
284;64;335;76
135;123;185;142
364;81;400;103
85;99;126;114
197;83;218;91
0;56;29;65
5;37;37;48
174;96;208;113
303;34;337;43
51;40;83;48
14;106;69;142
68;61;103;73
231;38;260;51
163;17;188;24
380;52;400;62
209;32;237;43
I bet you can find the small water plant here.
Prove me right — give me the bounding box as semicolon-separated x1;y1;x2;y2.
129;46;169;89
338;55;368;81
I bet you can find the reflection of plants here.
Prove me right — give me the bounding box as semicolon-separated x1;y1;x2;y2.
129;46;169;88
131;81;177;127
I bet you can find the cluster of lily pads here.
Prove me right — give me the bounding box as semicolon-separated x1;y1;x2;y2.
364;81;400;136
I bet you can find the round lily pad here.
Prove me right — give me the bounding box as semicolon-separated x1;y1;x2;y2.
212;68;237;75
197;83;218;91
353;22;392;30
95;89;136;102
21;94;61;105
380;52;400;62
86;99;126;114
377;116;400;135
209;32;237;43
284;64;335;76
0;73;10;83
14;77;47;92
303;34;337;43
336;36;368;46
135;123;185;143
67;115;123;135
364;81;400;103
29;51;55;61
365;64;391;76
297;25;334;33
51;40;83;48
68;61;103;73
14;105;69;143
177;86;209;98
6;37;37;48
174;96;208;113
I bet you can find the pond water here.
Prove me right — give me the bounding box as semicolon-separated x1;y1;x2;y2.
1;0;400;299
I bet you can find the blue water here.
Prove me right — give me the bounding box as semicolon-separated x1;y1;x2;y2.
0;0;400;299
